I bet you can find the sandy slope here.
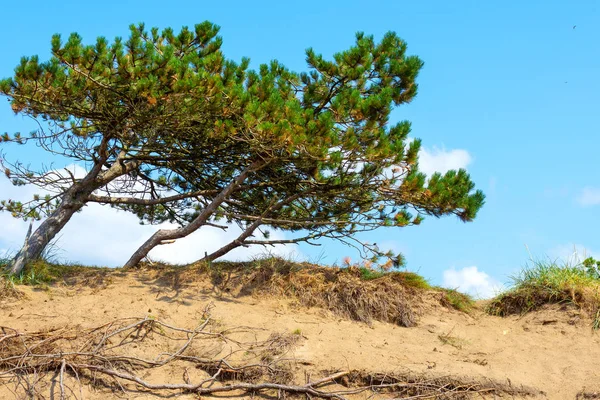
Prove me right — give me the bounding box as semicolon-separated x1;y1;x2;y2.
1;269;599;399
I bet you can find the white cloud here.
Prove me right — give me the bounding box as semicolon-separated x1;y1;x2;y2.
418;146;472;177
442;266;503;299
577;187;600;206
0;175;299;267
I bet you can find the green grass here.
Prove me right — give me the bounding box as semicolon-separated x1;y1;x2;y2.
354;267;474;313
2;258;111;286
487;258;600;327
357;267;386;281
355;267;432;290
3;259;62;285
391;271;431;289
439;288;475;313
0;255;27;300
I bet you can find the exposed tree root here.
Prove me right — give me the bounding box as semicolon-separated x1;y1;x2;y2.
0;306;538;399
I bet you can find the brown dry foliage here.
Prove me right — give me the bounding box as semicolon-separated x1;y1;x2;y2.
0;277;25;303
234;262;420;327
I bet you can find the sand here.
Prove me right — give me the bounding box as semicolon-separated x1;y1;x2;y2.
1;268;599;399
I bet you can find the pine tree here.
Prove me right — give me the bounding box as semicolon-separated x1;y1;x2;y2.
0;23;484;274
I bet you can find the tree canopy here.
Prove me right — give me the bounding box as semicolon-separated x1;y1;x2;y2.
0;22;484;274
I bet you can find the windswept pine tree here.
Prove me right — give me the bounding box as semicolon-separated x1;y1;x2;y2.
0;22;484;274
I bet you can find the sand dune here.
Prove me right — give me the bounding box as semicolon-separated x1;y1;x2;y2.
1;267;599;399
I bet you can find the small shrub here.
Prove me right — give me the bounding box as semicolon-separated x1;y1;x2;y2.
487;258;600;328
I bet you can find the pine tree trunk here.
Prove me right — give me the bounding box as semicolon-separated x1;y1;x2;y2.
7;186;91;275
6;154;135;275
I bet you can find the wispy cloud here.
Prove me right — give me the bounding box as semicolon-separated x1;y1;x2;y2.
577;187;600;206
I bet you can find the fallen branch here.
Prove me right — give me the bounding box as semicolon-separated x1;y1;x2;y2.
0;310;539;399
75;364;349;399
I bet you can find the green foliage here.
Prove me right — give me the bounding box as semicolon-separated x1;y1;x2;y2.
351;261;431;288
439;288;475;313
583;257;600;279
3;260;56;285
0;194;59;221
1;22;485;267
514;259;596;288
357;267;386;281
1;258;108;286
0;254;10;267
487;258;600;328
395;272;431;289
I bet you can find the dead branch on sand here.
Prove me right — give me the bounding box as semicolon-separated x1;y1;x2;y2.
0;305;537;399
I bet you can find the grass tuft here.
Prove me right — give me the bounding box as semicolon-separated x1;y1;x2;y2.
0;276;25;301
439;288;475;313
2;258;113;288
357;267;385;281
0;254;26;301
487;257;600;328
204;256;473;326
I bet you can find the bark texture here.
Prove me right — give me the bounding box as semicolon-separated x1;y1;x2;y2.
7;154;138;275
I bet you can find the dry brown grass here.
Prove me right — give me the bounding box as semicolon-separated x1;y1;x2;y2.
108;257;467;328
486;260;600;329
267;268;419;327
5;258;469;329
0;277;25;303
226;260;426;327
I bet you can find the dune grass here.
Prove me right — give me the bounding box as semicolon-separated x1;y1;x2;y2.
1;257;113;287
0;256;26;301
487;257;600;328
2;254;474;326
438;288;475;313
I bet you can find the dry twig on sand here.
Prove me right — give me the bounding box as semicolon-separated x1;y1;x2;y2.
0;305;536;399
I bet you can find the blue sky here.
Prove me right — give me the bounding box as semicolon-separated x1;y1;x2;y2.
0;0;598;297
